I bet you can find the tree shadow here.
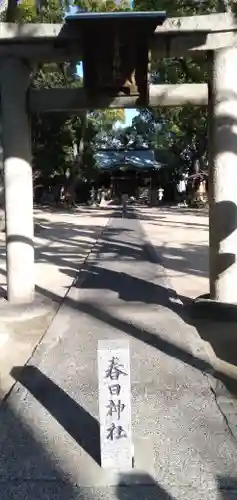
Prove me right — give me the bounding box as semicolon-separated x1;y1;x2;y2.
71;275;237;400
134;201;237;399
8;369;179;500
151;242;208;278
34;204;113;218
1;206;236;498
0;208;136;300
20;272;218;395
136;206;208;219
13;206;237;400
133;206;209;284
136;209;208;229
2;200;237;415
180;201;237;396
1;204;237;400
0;383;179;500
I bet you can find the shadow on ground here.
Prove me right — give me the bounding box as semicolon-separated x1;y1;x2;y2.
14;209;237;398
7;364;178;499
135;206;237;397
136;206;209;278
9;365;236;499
0;211;148;302
11;365;101;465
0;396;82;499
154;241;208;278
0;207;116;300
136;206;208;231
1;208;237;498
217;476;237;500
34;204;113;218
0;381;180;499
0;207;236;398
116;473;175;499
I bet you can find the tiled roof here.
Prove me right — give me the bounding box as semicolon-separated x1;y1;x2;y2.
94;149;161;170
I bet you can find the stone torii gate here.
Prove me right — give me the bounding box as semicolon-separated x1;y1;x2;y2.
0;11;237;309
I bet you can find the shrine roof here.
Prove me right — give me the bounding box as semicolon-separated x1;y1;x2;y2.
65;11;167;23
94;149;161;171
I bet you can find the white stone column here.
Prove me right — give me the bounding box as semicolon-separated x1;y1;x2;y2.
0;58;34;303
208;48;237;303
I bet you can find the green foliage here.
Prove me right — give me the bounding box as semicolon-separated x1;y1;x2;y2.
31;66;81;184
4;0;64;23
16;0;63;23
130;0;232;180
75;0;131;12
31;67;125;188
134;0;232;16
18;0;126;193
5;0;229;192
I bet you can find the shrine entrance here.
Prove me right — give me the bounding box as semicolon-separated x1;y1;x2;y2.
0;11;237;308
94;148;160;202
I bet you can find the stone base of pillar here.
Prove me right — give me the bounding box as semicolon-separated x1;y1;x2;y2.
0;294;58;322
192;293;237;322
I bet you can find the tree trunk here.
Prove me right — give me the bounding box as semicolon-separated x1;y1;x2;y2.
68;112;88;205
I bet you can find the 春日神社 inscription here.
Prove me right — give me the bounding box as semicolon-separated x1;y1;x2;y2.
98;339;133;470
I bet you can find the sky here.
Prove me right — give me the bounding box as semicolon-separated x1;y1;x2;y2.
121;109;138;127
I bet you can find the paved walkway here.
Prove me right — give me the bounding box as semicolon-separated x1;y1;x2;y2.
138;206;237;396
0;207;236;499
0;205;112;300
0;205;112;399
137;206;209;300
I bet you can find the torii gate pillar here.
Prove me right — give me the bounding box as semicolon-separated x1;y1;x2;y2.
208;47;237;305
0;58;34;303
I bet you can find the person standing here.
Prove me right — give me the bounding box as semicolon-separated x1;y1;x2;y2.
177;176;187;207
121;193;128;216
158;187;164;204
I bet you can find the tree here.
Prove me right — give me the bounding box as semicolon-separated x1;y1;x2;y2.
0;0;66;217
0;0;126;206
131;0;234;186
75;0;130;12
31;66;125;202
134;0;234;15
31;62;82;200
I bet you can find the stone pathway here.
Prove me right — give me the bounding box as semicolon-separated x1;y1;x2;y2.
0;205;113;300
0;205;112;400
0;207;236;499
138;205;237;445
137;205;209;300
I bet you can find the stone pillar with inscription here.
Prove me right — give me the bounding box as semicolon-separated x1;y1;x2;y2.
98;339;133;471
